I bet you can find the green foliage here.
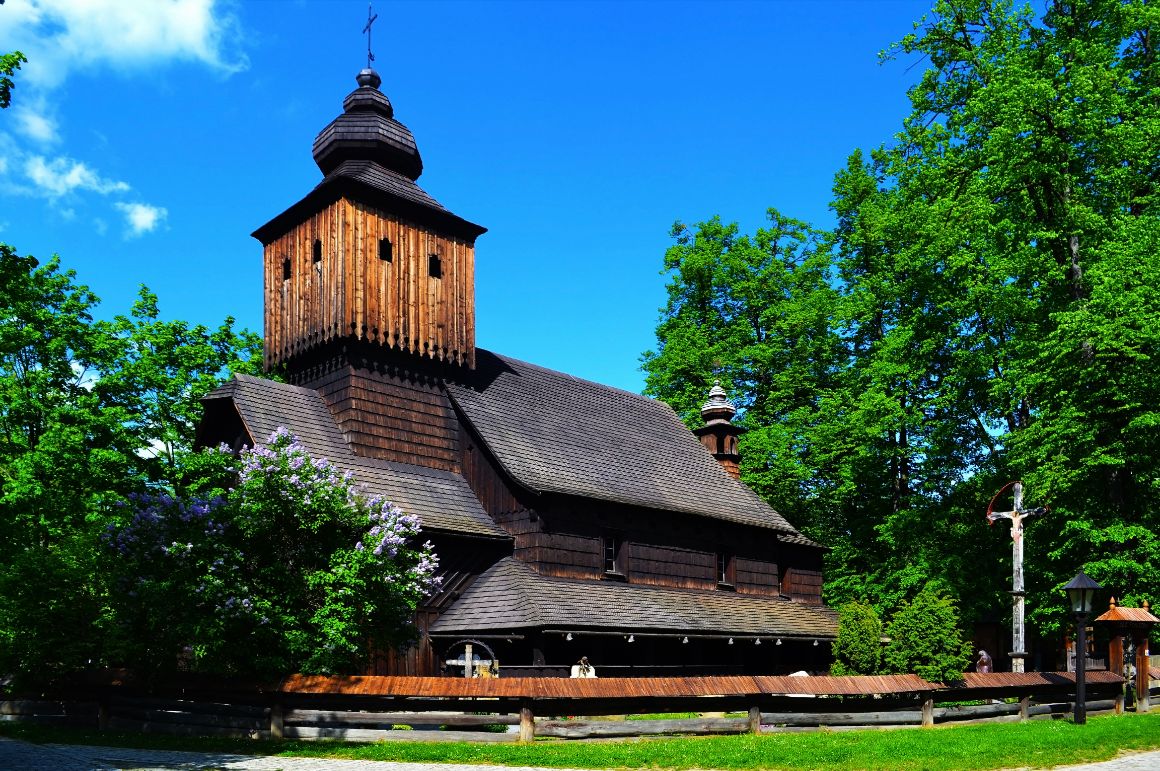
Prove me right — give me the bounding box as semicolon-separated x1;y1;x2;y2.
830;601;882;676
105;430;438;678
0;49;25;110
0;243;264;685
643;0;1160;643
883;585;973;684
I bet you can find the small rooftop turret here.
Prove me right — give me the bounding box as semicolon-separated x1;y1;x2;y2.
693;380;746;480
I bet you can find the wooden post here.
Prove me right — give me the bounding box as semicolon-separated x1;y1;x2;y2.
1135;633;1151;713
748;705;761;734
1109;632;1126;715
921;697;934;728
270;699;284;739
518;699;535;742
464;642;473;678
1019;695;1030;721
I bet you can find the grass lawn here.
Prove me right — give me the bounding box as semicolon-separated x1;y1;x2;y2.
2;712;1159;769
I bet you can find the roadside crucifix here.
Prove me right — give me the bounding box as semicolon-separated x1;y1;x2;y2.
363;4;378;68
986;481;1047;673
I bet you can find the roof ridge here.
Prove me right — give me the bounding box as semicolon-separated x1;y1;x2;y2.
478;348;662;407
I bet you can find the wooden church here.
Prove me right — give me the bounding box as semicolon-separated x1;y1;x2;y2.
196;67;837;677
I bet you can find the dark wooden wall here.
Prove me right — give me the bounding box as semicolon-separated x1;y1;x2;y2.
309;365;460;471
455;420;811;599
263;197;476;371
782;565;824;606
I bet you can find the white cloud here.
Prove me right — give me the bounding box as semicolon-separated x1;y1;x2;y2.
24;155;130;197
115;201;168;237
2;1;248;92
0;1;246;221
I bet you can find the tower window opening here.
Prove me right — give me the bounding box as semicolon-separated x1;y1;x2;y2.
282;257;291;281
312;238;322;264
379;237;393;263
428;253;442;279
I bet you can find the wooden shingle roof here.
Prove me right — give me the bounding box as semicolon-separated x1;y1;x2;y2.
448;351;805;536
429;558;838;639
202;375;507;539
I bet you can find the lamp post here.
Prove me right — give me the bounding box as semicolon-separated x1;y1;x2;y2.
1063;571;1102;725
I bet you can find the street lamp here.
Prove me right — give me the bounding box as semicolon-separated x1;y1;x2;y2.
1063;571;1103;725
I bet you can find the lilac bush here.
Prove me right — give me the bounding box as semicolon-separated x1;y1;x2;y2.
107;429;438;676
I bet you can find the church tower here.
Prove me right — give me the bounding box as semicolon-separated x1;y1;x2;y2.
253;68;486;375
251;68;486;471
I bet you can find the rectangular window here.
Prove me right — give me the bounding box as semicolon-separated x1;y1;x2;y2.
428;253;442;278
379;237;392;262
603;536;626;577
717;552;735;588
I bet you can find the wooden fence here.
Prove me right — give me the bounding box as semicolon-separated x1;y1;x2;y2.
1;670;1147;743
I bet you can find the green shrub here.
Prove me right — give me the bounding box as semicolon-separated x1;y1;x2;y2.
883;584;972;683
830;601;883;675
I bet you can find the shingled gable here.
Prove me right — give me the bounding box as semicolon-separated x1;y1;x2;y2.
448;350;806;536
201;374;507;539
430;558;838;639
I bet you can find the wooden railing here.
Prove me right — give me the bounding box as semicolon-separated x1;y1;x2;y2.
1;670;1142;742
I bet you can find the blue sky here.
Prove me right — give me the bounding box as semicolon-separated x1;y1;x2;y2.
1;0;931;393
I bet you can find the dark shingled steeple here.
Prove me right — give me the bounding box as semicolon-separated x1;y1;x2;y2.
312;68;424;180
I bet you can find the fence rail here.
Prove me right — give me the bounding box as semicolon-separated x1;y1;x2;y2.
1;670;1146;743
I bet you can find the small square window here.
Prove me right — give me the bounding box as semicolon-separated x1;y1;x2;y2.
379;237;393;262
428;253;442;279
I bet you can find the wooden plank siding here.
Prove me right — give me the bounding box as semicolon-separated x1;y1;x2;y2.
782;567;824;606
308;366;461;471
263;198;475;371
629;544;716;590
735;557;779;598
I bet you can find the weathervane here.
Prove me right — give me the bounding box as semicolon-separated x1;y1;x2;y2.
986;480;1047;673
363;3;379;68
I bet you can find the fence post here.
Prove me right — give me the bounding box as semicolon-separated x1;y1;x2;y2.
921;697;934;728
1019;694;1030;721
269;698;284;740
748;705;761;734
518;699;535;742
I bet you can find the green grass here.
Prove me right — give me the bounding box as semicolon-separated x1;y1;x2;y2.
2;712;1159;769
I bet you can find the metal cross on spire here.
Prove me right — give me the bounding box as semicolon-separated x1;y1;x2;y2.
986;480;1048;673
363;3;379;68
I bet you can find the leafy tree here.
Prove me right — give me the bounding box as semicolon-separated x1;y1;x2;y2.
0;49;24;110
106;430;439;677
643;0;1160;650
96;287;263;488
883;585;973;683
830;601;883;676
0;244;264;685
641;210;842;533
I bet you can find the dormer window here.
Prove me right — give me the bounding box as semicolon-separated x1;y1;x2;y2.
603;535;627;578
717;552;735;588
379;237;393;263
428;253;442;279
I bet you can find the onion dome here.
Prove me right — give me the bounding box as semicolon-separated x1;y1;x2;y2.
700;380;737;424
312;68;424;180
